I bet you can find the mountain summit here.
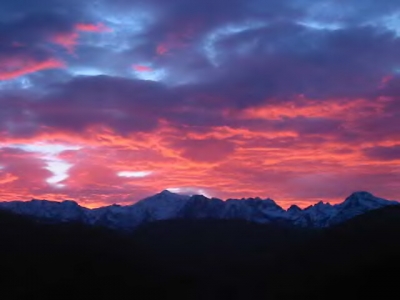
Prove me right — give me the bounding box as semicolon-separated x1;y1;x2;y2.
0;191;397;231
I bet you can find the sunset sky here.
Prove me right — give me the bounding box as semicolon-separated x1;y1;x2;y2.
0;0;399;208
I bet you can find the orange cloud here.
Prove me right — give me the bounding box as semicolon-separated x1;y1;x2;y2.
0;107;398;209
238;97;383;120
0;173;18;185
0;58;65;80
75;23;112;32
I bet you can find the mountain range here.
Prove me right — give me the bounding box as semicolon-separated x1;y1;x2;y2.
0;190;397;230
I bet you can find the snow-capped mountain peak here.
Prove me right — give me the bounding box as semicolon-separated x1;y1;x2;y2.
287;205;302;213
324;191;398;226
339;191;393;209
138;189;190;203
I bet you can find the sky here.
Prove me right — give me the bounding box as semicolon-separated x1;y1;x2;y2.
0;0;399;208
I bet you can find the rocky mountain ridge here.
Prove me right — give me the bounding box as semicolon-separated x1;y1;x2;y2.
0;191;397;230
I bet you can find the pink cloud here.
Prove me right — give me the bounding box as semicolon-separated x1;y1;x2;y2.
75;23;112;33
0;57;65;80
156;44;168;55
133;65;153;72
52;31;79;53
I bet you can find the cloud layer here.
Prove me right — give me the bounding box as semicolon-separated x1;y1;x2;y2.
0;0;399;207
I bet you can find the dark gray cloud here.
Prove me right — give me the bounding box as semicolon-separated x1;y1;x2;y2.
0;0;399;148
363;145;400;161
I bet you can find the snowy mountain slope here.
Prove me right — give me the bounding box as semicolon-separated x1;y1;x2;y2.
0;199;90;223
292;201;336;227
291;191;399;227
88;190;190;230
0;191;397;230
179;196;288;224
328;191;399;226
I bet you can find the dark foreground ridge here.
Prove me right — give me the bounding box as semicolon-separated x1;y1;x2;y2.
1;205;400;299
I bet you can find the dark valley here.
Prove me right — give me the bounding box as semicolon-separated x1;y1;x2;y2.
0;191;399;299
